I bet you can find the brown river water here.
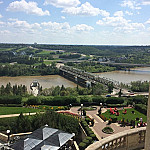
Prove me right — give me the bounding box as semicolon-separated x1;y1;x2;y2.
95;67;150;84
0;67;150;91
0;75;77;91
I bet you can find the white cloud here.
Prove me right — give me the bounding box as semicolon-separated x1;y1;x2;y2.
41;21;70;31
114;11;124;17
125;11;133;15
8;18;19;22
0;1;3;4
141;0;150;5
0;14;3;18
96;13;145;33
145;18;150;24
62;2;110;17
61;16;66;19
0;21;5;26
0;30;10;34
72;24;94;31
121;0;141;9
44;0;80;8
7;0;50;16
8;20;41;32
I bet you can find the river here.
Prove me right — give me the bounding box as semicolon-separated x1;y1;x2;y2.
0;67;150;91
95;67;150;84
0;75;77;91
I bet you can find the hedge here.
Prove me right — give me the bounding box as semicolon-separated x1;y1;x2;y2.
105;97;124;104
135;104;147;115
0;96;22;105
79;120;98;149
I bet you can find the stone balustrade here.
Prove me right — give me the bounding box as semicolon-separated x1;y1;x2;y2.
86;127;146;150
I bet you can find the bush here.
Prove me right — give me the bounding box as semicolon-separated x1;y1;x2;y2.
90;134;97;140
102;127;114;134
86;136;92;143
111;117;117;123
92;96;105;104
105;97;124;104
0;96;22;105
83;139;90;145
79;142;87;150
85;117;91;125
135;104;147;115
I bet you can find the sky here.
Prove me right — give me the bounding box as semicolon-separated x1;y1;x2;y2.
0;0;150;45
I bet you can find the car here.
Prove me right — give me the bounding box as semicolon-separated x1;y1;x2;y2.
106;95;111;97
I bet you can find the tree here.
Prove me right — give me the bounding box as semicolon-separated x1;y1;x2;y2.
118;89;122;97
93;84;105;95
108;83;114;94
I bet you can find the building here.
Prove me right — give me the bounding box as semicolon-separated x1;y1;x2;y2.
10;125;75;150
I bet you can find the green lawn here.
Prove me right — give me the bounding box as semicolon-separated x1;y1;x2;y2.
102;108;147;123
37;50;51;55
0;107;42;115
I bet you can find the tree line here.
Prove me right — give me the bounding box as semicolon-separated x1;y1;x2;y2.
0;83;27;96
131;81;149;92
66;61;116;73
0;110;80;136
0;63;59;76
41;84;106;96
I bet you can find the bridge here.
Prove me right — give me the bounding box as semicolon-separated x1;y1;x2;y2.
59;66;121;88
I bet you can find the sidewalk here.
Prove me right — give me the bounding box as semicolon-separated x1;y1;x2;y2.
70;106;131;139
0;112;40;118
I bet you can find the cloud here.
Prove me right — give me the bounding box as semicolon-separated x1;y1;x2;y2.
41;21;93;32
121;0;141;9
145;18;150;24
125;11;133;15
96;13;145;33
0;21;5;26
8;20;41;33
44;0;80;8
0;30;10;34
62;2;110;17
72;24;94;31
41;21;70;31
7;0;50;16
0;14;3;18
0;1;3;4
141;0;150;5
114;11;124;17
61;16;66;19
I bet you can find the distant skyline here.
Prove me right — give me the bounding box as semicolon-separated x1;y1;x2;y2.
0;0;150;45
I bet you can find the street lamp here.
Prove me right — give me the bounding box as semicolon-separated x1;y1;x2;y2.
6;129;11;143
81;104;83;116
98;103;103;115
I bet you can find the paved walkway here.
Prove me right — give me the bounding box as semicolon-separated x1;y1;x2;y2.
0;112;39;118
70;106;131;140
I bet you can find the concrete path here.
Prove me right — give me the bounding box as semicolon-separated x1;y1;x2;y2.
70;106;131;140
0;112;40;118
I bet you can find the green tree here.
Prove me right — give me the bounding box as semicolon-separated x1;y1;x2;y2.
108;83;114;94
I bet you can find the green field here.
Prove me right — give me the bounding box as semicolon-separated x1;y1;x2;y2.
102;108;147;123
37;50;51;55
0;107;42;115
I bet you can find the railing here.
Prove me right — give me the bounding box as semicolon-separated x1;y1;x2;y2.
86;127;146;150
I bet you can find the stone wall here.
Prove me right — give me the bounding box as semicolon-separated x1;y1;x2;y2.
86;127;146;150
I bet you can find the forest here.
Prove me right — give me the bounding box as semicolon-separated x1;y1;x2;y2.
66;61;116;73
0;63;58;76
1;43;150;64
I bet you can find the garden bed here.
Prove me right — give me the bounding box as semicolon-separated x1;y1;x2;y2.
102;127;114;134
100;108;147;125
